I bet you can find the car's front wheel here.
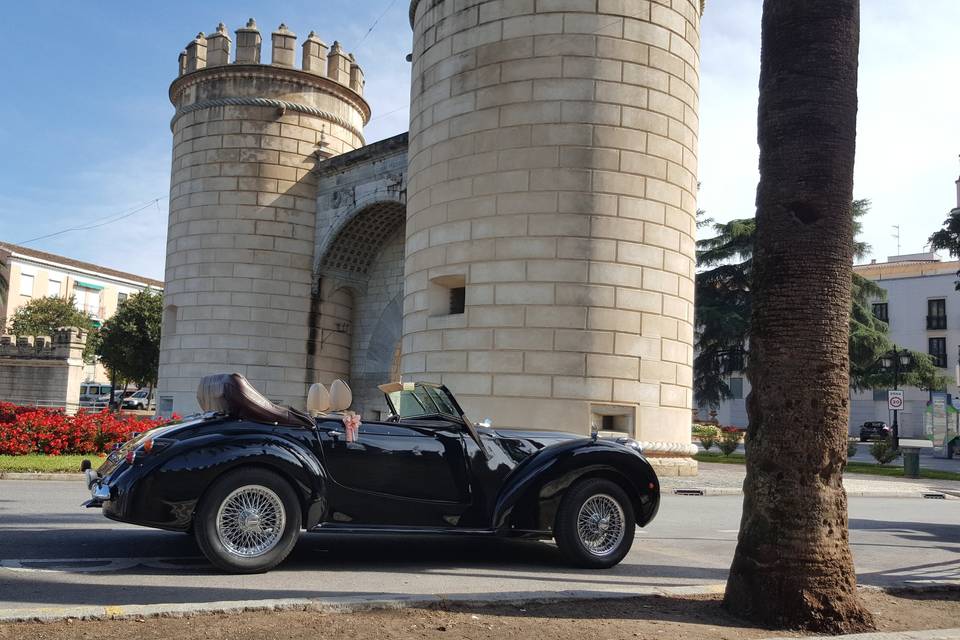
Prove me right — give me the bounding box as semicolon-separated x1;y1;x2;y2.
554;478;635;569
194;468;301;573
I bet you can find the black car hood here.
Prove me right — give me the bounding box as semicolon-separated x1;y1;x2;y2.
491;428;580;448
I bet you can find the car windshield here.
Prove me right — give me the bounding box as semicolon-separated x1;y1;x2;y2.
385;384;461;420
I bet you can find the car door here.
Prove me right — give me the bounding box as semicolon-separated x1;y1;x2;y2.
316;418;472;527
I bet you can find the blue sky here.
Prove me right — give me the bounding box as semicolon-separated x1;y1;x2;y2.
1;1;958;280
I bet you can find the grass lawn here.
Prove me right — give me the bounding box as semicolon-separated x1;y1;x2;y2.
694;451;960;481
0;454;104;473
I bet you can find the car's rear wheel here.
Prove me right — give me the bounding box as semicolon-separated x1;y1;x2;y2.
194;468;301;573
554;478;635;569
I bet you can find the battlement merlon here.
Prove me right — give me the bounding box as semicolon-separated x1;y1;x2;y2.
178;20;365;98
0;328;86;359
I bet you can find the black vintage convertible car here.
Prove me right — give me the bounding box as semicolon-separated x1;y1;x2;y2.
83;374;660;573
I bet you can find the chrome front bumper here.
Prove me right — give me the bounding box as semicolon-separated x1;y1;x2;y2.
82;468;110;508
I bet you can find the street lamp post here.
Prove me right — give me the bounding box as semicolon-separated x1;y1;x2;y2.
880;345;912;450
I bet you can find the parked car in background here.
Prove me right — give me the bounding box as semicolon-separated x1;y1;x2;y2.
859;420;890;442
79;383;113;409
122;389;154;410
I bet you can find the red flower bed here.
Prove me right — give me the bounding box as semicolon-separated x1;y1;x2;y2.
0;402;177;456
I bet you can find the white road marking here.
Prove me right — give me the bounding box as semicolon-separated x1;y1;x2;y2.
0;557;206;573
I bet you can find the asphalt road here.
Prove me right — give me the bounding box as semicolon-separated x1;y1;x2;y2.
0;480;958;616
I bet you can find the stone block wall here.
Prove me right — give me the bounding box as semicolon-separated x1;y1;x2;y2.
0;329;88;413
404;0;701;471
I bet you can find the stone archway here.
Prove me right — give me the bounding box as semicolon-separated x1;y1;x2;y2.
309;199;405;417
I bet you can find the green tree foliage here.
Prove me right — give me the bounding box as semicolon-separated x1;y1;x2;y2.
7;295;98;362
97;290;163;390
694;216;753;408
928;207;960;289
695;200;946;407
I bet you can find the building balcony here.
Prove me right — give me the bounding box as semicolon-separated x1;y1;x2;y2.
926;315;947;330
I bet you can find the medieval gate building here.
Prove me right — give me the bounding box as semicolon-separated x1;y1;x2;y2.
158;1;703;474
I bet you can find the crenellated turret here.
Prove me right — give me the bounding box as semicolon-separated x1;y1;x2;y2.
162;19;370;415
175;19;364;100
207;23;231;67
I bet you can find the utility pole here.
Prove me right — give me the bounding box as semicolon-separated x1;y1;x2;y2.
892;225;901;256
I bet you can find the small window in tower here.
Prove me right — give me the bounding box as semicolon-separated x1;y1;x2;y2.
449;286;465;315
428;274;466;317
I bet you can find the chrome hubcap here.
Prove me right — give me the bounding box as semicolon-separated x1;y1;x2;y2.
216;485;285;558
576;494;625;556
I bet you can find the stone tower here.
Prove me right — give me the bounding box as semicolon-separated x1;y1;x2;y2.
404;1;701;470
158;19;369;415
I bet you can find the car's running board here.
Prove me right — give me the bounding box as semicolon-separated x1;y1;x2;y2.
309;523;496;536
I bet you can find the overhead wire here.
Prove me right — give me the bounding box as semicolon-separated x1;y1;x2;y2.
17;197;167;245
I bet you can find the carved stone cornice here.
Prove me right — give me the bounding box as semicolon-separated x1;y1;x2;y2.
168;63;371;124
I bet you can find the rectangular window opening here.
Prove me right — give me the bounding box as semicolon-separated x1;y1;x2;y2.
929;337;947;368
428;275;466;317
927;299;947;330
872;303;888;323
449;287;465;315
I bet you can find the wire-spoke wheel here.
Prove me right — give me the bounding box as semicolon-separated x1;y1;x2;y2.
554;478;635;569
576;494;626;556
195;468;301;573
216;485;286;558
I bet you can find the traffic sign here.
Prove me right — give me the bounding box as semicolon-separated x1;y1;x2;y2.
888;390;904;410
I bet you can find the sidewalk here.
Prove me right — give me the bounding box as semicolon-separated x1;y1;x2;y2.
662;462;960;498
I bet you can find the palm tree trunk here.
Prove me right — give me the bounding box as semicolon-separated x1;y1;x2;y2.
722;0;873;632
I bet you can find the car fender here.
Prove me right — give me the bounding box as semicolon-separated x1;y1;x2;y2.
491;439;660;533
106;429;328;531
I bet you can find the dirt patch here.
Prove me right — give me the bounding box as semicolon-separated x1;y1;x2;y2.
1;590;957;639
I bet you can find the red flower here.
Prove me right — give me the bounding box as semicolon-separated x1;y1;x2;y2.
0;404;177;455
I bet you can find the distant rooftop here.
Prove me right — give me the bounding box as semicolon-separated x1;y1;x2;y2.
0;242;164;289
855;252;959;279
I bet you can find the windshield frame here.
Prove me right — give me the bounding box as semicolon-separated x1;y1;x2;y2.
379;382;484;449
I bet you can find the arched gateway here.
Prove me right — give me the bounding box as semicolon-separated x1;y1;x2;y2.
310;134;408;418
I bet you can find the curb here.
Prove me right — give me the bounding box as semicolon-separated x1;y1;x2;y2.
0;584;727;623
2;583;957;625
0;472;85;481
764;629;960;640
670;487;955;499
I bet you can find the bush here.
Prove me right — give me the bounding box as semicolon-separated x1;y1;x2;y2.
694;424;720;451
0;402;177;456
847;439;858;459
869;438;898;465
718;430;742;456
